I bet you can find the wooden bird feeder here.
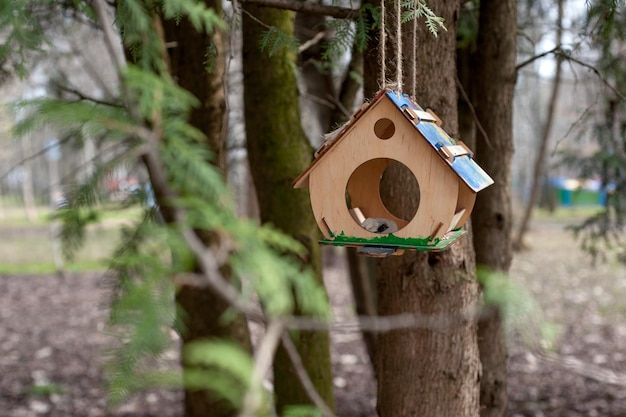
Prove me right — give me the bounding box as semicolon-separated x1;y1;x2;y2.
293;89;494;256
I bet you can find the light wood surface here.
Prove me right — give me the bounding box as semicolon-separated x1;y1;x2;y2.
308;97;460;240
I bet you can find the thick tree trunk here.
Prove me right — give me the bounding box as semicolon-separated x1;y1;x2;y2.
375;245;480;417
241;6;335;414
161;11;253;417
471;1;517;416
112;4;251;416
367;1;481;416
163;14;226;168
176;287;253;416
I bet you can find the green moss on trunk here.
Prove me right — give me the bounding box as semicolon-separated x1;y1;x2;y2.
241;4;335;414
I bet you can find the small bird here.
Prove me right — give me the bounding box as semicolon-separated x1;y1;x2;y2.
361;218;399;234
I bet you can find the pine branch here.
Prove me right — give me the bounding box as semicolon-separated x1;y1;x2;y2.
93;0;260;315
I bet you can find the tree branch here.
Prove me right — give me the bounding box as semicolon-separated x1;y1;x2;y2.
282;310;478;333
516;46;560;71
563;54;626;102
455;74;493;149
53;83;122;107
281;332;338;417
551;99;596;156
298;30;326;53
240;319;286;417
0;135;74;182
537;350;626;387
516;46;626;102
237;0;358;19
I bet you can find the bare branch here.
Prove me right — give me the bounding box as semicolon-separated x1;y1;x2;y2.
455;74;493;149
240;320;286;417
327;92;352;121
0;135;74;182
516;46;626;102
283;310;478;333
53;83;122;107
563;54;626;102
537;350;626;387
280;333;338;417
551;98;597;156
516;46;560;71
298;30;326;53
238;0;358;19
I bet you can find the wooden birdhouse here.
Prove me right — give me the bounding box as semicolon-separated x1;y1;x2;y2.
293;89;494;256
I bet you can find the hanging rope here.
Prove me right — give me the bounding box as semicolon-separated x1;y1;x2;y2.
395;0;403;91
379;0;409;92
379;0;386;88
411;0;417;97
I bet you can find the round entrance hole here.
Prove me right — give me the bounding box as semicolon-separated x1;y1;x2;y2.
345;158;420;233
374;118;395;140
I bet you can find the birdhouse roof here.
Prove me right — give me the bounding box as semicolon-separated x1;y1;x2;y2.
293;89;494;192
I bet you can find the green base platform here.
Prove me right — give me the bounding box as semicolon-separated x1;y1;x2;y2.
319;229;467;256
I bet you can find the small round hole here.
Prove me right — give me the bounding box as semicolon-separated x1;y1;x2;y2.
374;118;395;140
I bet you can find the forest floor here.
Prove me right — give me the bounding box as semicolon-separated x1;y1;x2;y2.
2;213;626;417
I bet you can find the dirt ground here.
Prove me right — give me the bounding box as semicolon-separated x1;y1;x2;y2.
1;215;626;417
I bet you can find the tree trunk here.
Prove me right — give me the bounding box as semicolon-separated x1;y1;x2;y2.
366;1;482;415
163;13;226;168
375;245;480;417
175;286;253;417
513;0;564;250
241;6;335;414
160;11;253;417
21;135;38;222
471;1;517;416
